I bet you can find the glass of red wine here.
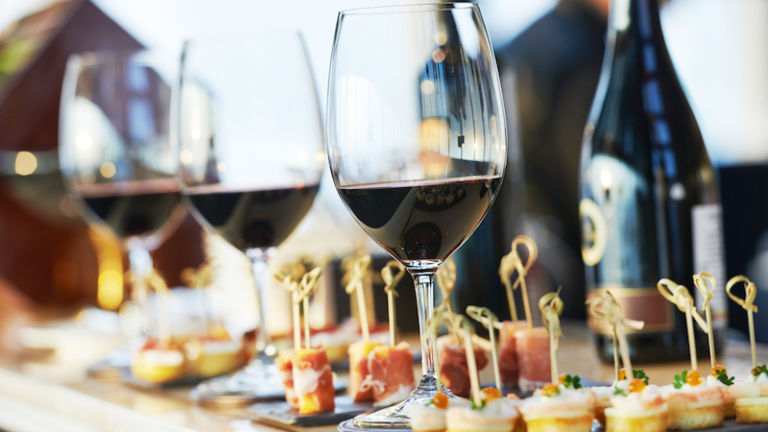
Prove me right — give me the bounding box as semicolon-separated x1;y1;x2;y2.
327;3;506;428
178;33;324;404
59;49;185;337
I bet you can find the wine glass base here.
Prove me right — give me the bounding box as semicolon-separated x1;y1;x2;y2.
350;374;453;429
192;359;285;408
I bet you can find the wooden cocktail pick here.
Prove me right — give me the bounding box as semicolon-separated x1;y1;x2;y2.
499;235;537;327
458;316;482;407
344;254;372;341
381;260;406;347
587;290;644;381
298;267;323;349
467;305;502;391
726;275;759;369
539;288;563;383
658;279;708;371
693;272;717;370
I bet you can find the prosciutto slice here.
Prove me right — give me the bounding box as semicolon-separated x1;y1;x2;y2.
293;348;335;414
348;340;382;401
514;327;551;392
499;321;529;388
365;342;416;406
437;335;488;397
276;350;298;407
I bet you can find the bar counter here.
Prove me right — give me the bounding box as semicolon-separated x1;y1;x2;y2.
0;323;764;432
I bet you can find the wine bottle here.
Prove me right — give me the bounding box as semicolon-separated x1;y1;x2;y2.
579;0;726;363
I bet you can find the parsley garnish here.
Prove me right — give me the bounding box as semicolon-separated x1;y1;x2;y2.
613;387;627;396
715;368;734;386
561;374;582;389
752;365;768;379
471;398;486;410
633;369;650;385
673;370;688;389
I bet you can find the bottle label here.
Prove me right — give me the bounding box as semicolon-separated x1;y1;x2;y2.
580;198;608;266
692;203;727;329
587;285;674;335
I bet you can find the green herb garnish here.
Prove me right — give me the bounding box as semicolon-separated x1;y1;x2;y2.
632;369;650;385
752;364;768;379
673;370;688;389
715;368;734;386
613;387;627;396
471;399;486;410
561;374;582;390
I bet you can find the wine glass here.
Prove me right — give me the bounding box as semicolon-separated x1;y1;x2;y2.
59;49;185;337
178;33;324;405
327;3;506;428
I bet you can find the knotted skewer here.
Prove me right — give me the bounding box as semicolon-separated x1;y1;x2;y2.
381;260;406;347
587;290;644;381
298;267;323;349
467;306;502;391
345;254;372;341
499;236;537;327
693;272;717;370
275;263;305;350
539;289;563;384
658;279;708;371
726;275;759;369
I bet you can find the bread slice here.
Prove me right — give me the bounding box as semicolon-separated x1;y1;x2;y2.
604;407;667;432
735;396;768;423
524;413;593;432
667;403;724;430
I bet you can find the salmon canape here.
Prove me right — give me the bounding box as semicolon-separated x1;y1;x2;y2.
605;379;668;432
520;382;595;432
514;327;551;392
498;321;529;389
276;350;298;407
293;348;335;414
706;365;736;418
409;393;472;432
728;364;768;423
446;388;520;432
365;342;416;407
592;369;652;426
661;369;726;430
348;340;383;401
131;338;187;383
438;335;489;397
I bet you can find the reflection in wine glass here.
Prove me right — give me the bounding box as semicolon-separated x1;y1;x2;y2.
327;3;507;428
178;33;324;405
59;49;185;336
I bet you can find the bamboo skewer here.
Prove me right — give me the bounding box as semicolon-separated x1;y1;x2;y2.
467;306;502;391
539;289;563;383
345;255;372;341
587;290;644;381
693;272;717;370
499;236;537;327
381;261;406;347
726;275;759;370
658;279;708;371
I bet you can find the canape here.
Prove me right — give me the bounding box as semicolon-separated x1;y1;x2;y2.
706;365;736;418
446;388;520;432
276;349;298;407
498;321;528;389
348;340;382;401
514;327;551;392
661;369;726;430
438;335;489;397
293;347;335;414
131;338;187;383
605;378;668;432
520;383;595;432
184;335;242;378
365;342;416;407
729;364;768;423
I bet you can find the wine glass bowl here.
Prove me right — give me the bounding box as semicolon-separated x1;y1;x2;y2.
327;3;506;428
59;49;185;328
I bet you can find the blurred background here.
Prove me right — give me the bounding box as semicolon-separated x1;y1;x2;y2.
0;0;766;358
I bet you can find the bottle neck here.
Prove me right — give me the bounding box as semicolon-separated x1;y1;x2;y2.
606;0;669;73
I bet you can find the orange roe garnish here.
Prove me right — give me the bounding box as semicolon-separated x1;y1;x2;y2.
541;383;560;397
711;365;725;377
431;393;448;409
686;370;702;386
558;374;568;385
627;378;646;393
618;368;627;380
482;387;502;402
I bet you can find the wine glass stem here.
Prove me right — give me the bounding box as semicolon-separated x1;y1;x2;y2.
412;271;436;379
247;248;273;355
128;246;154;337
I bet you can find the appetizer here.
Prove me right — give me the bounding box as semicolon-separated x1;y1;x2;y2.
519;382;595;432
446;388;519;432
514;327;551;393
184;334;242;378
498;320;528;388
662;369;726;430
131;338;187;383
366;342;416;406
410;393;450;432
276;349;298;407
438;334;489;397
294;347;335;414
606;378;668;432
349;340;382;401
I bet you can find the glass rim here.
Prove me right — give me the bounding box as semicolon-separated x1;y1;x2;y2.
65;48;177;69
339;2;477;16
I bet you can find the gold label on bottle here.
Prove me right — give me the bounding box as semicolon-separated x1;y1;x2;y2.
579;198;607;266
587;285;674;335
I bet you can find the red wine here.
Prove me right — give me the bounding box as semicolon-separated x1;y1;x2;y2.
579;0;725;363
185;184;319;251
339;176;501;263
80;180;183;240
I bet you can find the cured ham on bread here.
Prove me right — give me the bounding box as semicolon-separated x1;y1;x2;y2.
293;348;335;414
364;342;416;406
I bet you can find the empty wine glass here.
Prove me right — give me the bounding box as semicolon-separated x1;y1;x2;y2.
60;49;185;337
327;3;507;428
178;32;324;405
